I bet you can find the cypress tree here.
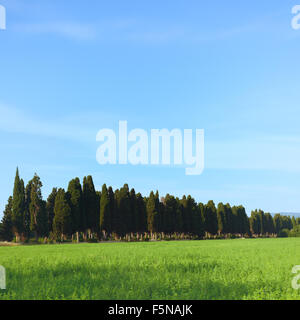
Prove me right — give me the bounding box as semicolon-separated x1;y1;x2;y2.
113;189;120;235
136;193;147;233
0;197;14;241
196;203;205;237
181;196;190;233
238;206;250;236
130;188;138;233
46;188;57;235
82;176;99;237
53;188;72;240
224;203;233;234
118;184;131;235
147;191;157;233
231;206;239;234
67;178;83;242
198;202;205;234
29;174;48;239
217;203;226;235
100;184;110;235
24;180;32;240
292;216;297;229
204;201;218;236
258;210;266;235
108;187;115;233
153;191;162;233
11;168;25;242
250;210;261;235
264;212;275;235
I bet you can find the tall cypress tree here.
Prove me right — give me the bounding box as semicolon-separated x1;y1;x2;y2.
224;203;233;234
136;193;147;233
250;210;261;235
130;188;138;233
29;174;48;238
181;196;189;233
204;201;218;236
100;184;110;235
147;191;157;233
193;203;204;237
53;188;72;240
237;206;250;236
0;197;14;241
82;176;99;237
11;168;25;242
108;187;115;233
120;184;132;234
264;212;275;235
46;188;57;235
67;178;83;242
217;203;226;235
24;180;33;240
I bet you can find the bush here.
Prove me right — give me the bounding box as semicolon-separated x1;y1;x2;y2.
278;229;289;238
228;234;236;239
87;238;98;243
289;225;300;238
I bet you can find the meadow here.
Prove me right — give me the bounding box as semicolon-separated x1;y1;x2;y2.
0;238;300;300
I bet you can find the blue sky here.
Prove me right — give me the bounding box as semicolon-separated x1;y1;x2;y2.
0;0;300;216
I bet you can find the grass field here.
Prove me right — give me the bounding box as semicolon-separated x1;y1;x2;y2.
0;238;300;300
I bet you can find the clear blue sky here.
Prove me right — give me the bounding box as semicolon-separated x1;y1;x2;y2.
0;0;300;217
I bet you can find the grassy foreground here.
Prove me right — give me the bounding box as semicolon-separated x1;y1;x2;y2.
0;238;300;300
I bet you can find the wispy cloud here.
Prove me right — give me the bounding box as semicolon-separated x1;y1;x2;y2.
10;17;268;44
0;103;95;142
13;21;96;40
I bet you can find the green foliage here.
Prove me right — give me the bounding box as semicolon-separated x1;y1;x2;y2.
0;197;14;241
146;191;157;233
288;225;300;238
46;188;57;234
67;178;83;234
53;189;72;239
100;184;110;233
204;201;218;235
82;176;99;233
274;214;293;234
278;229;289;238
217;203;226;234
11;168;25;240
28;174;48;238
3;169;300;242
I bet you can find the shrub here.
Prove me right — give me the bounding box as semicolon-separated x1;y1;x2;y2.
278;229;289;238
87;238;98;243
289;225;300;238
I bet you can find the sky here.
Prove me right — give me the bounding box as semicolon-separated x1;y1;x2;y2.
0;0;300;217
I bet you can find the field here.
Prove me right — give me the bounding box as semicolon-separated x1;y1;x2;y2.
0;238;300;300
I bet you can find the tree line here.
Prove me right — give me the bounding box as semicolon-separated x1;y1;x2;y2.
0;169;299;243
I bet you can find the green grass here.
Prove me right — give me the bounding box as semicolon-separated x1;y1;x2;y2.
0;238;300;300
